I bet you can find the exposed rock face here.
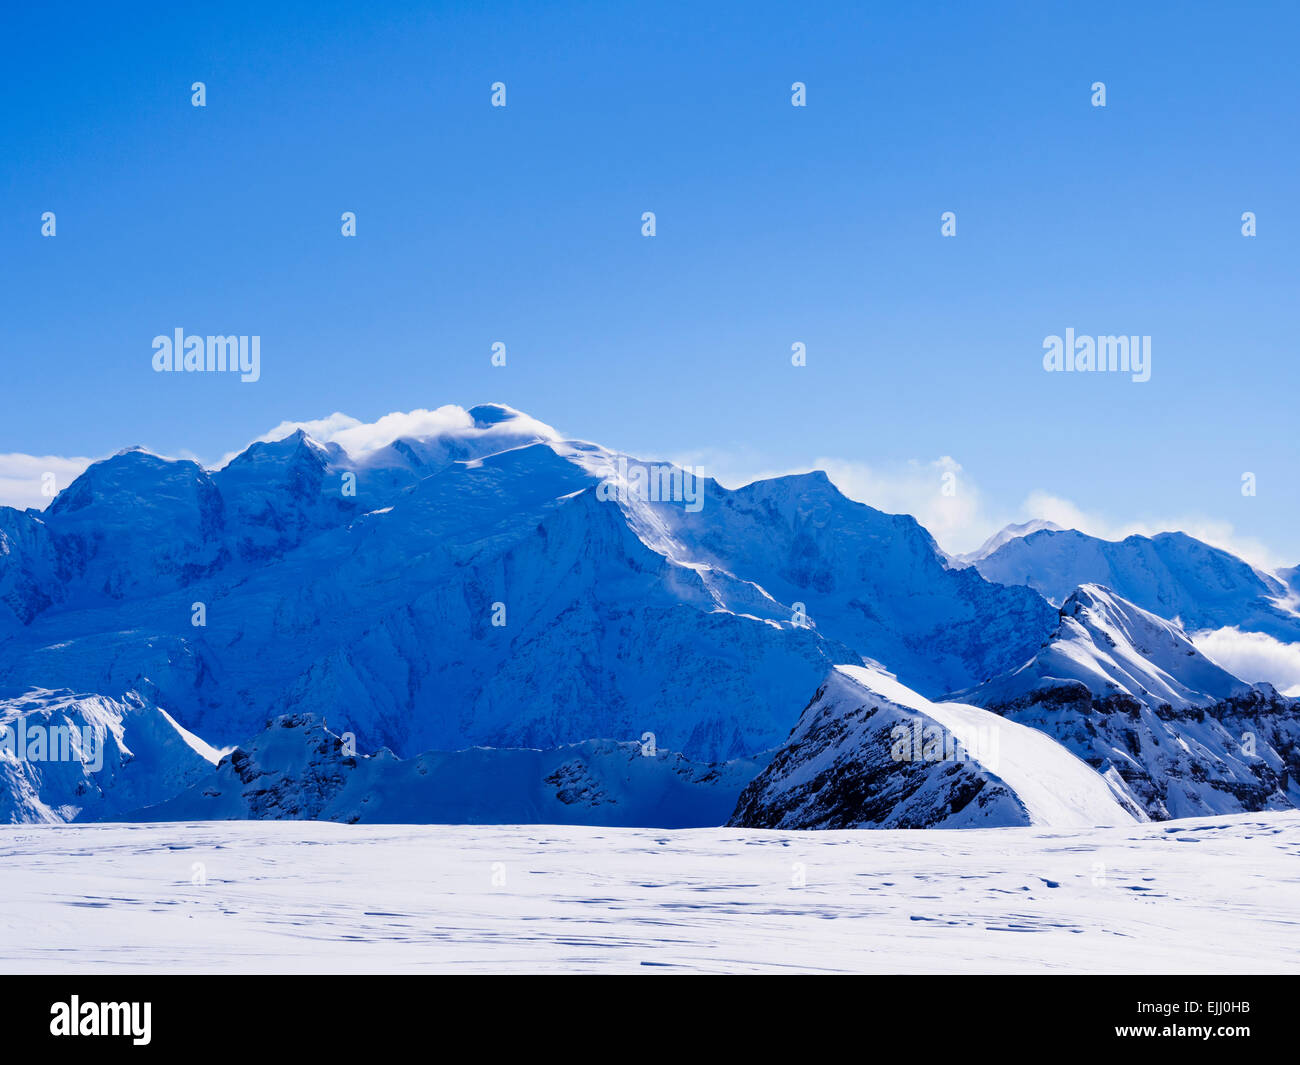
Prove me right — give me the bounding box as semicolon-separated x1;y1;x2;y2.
980;683;1299;820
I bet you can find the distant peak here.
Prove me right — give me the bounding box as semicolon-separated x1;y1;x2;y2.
111;445;167;460
260;427;325;452
1059;584;1174;634
222;428;332;471
961;519;1064;563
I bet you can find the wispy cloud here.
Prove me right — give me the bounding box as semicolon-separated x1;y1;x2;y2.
0;453;95;512
814;457;991;556
1191;627;1300;697
665;451;1004;556
217;405;559;467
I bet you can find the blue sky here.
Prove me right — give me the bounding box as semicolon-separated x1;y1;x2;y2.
2;0;1297;562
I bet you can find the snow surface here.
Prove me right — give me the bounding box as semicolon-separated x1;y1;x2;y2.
129;713;769;828
1;814;1296;973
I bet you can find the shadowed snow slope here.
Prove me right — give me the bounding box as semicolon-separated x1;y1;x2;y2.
729;664;1141;830
130;713;769;828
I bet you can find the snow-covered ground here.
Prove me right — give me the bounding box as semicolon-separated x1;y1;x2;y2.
2;813;1298;973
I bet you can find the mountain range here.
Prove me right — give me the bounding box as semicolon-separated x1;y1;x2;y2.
2;403;1297;828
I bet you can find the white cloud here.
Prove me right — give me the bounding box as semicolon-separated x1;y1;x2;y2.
0;453;95;512
1191;627;1300;697
218;404;559;467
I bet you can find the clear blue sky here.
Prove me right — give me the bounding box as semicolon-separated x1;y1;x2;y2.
3;1;1297;561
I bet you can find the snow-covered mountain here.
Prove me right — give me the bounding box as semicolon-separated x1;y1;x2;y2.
0;404;1054;765
728;664;1142;829
954;584;1251;712
955;519;1063;566
956;586;1300;819
0;689;219;823
972;527;1300;640
130;713;769;828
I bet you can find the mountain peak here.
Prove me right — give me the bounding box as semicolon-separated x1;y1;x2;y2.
1061;581;1116;614
962;582;1249;712
50;449;210;517
225;428;334;467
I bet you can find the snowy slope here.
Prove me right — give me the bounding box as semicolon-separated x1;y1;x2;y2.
131;713;769;828
0;689;219;823
0;508;62;631
617;467;1057;694
729;664;1140;830
974;527;1300;640
44;448;228;603
971;684;1300;821
212;431;356;563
